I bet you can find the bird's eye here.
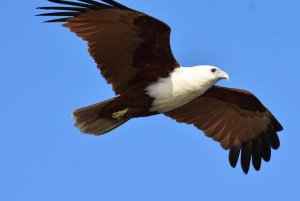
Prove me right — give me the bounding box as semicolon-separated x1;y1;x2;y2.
211;68;217;73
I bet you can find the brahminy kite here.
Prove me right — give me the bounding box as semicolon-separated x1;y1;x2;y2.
37;0;283;174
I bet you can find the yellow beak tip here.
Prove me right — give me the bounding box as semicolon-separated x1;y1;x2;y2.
223;72;230;81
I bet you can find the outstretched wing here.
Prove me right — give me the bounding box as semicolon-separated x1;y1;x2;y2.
164;86;283;174
37;0;179;94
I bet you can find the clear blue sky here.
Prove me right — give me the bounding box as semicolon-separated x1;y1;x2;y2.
1;0;299;200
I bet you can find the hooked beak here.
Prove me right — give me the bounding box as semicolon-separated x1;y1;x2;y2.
221;71;230;81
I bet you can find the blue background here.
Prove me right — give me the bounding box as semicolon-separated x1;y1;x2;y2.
1;0;299;200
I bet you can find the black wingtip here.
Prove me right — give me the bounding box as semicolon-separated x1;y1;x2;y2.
101;0;131;10
37;6;87;12
36;12;80;17
78;0;112;8
241;142;252;174
36;13;48;17
229;146;240;168
251;137;262;171
43;18;71;23
261;132;271;162
227;115;282;174
270;113;283;132
47;0;96;9
268;126;280;150
36;0;129;23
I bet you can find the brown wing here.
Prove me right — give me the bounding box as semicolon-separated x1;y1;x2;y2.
37;0;179;94
164;86;283;174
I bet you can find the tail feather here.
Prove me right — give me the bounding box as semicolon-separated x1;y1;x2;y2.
73;98;128;135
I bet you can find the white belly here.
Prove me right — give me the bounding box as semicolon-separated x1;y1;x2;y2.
145;67;218;113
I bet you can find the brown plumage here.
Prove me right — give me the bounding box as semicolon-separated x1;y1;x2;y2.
164;86;283;173
37;0;283;174
38;0;179;94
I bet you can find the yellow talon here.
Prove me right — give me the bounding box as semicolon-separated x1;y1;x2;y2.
112;108;129;122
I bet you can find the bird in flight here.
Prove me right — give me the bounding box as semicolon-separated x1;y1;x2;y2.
37;0;283;174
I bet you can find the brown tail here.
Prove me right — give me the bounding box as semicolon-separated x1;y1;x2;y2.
73;98;128;135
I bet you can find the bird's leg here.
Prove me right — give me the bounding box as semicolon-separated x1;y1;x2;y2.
112;108;129;122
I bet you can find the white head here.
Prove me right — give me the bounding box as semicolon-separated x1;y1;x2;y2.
194;65;229;82
168;65;229;97
177;65;229;87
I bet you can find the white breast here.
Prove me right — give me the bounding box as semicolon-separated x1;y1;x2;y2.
145;66;219;113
